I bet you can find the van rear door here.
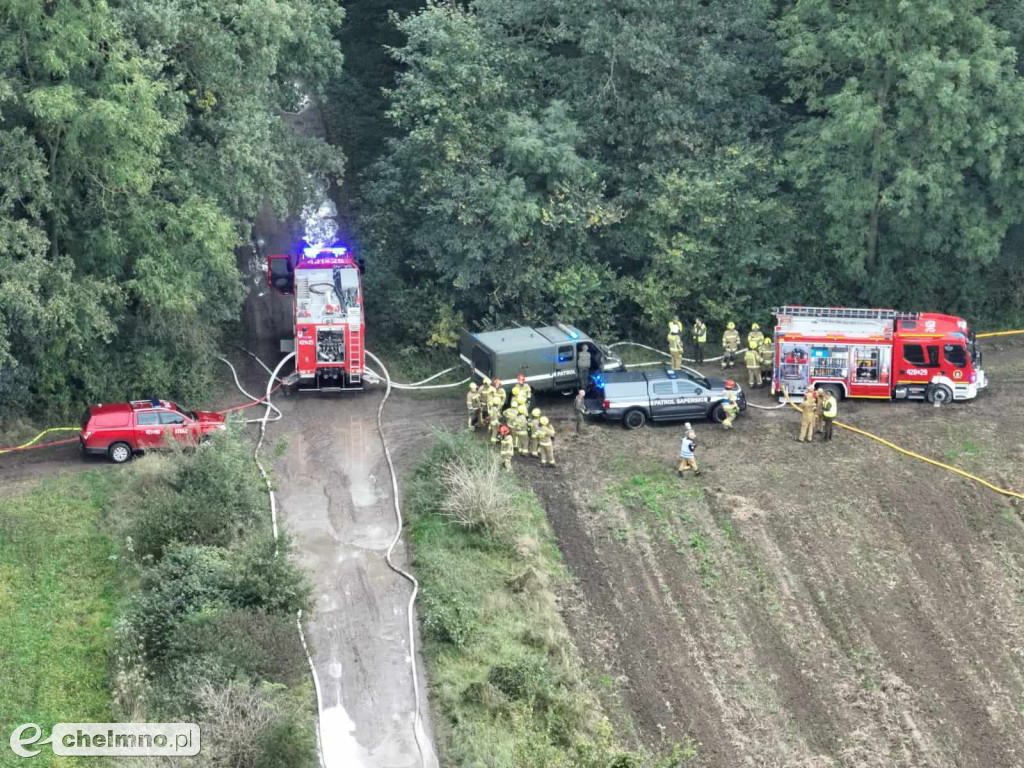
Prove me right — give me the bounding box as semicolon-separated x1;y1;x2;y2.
552;343;579;391
459;332;494;380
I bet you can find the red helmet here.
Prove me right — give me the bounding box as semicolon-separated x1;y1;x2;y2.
517;373;526;383
499;425;510;436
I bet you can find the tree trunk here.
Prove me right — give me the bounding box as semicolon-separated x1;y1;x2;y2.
865;76;891;274
48;138;59;260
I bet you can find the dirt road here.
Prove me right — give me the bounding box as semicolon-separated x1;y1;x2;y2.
245;188;456;766
523;340;1024;768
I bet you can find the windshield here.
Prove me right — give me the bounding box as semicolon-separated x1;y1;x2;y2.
967;330;981;367
680;369;711;388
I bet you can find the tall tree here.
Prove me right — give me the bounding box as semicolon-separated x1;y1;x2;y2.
781;0;1024;310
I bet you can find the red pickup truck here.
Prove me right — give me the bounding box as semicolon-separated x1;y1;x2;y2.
80;399;226;463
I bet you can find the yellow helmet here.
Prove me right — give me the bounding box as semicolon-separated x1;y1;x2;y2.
518;406;527;414
540;416;549;426
469;382;477;390
751;323;760;331
532;408;541;418
728;392;737;401
727;321;736;330
762;338;771;346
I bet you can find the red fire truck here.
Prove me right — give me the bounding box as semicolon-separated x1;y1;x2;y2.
770;306;987;405
266;245;365;391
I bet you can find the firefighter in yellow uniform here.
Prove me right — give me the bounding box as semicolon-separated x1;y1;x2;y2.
478;379;494;425
721;393;739;429
691;318;707;364
798;390;817;442
488;397;503;443
466;383;481;429
814;387;827;434
514;405;530;455
499;426;514;470
667;327;684;369
747;323;764;350
538;416;556;467
744;345;762;388
514;373;532;405
722;322;740;368
822;391;838;441
528;408;543;457
760;337;774;381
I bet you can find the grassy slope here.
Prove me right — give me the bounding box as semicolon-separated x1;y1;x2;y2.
0;473;121;766
406;433;689;767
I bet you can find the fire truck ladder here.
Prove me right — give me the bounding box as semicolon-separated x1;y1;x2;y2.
774;306;918;321
346;307;363;385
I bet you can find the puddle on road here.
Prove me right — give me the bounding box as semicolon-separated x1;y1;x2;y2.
320;704;372;767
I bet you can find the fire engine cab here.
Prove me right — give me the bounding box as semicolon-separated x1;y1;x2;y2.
267;245;365;391
771;306;986;405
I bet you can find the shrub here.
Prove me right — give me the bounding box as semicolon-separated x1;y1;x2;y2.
420;587;478;648
441;453;523;539
163;610;309;688
487;658;551;702
124;426;264;559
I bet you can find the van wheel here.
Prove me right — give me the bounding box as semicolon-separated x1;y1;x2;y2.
926;384;952;405
711;403;727;423
108;442;132;464
623;409;647;430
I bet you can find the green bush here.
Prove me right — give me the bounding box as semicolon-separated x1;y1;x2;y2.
123;426;264;559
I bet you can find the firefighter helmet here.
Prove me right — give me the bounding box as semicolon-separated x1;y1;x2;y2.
531;408;541;418
499;425;510;436
727;321;736;330
469;382;477;390
540;416;549;426
518;406;526;414
762;338;771;346
751;323;760;331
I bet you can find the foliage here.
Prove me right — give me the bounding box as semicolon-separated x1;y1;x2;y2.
405;431;692;766
356;0;1024;351
0;0;344;423
0;473;124;746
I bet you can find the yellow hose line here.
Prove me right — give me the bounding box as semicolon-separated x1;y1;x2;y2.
779;388;1023;502
976;329;1024;338
0;427;80;455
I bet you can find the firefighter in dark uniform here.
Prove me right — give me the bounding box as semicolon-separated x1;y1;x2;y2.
573;389;587;435
691;318;707;364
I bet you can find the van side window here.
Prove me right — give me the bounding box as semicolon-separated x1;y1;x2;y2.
557;346;574;363
137;412;159;426
652;382;674;395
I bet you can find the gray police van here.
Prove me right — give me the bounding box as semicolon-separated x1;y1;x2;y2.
458;324;624;394
586;365;746;428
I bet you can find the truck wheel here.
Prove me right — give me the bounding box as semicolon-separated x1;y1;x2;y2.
711;403;727;423
927;384;952;405
623;409;647;430
107;442;132;464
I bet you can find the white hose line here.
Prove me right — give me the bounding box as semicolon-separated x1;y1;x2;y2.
364;349;429;768
609;339;749;364
363;365;469;390
216;356;283;423
237;351;326;768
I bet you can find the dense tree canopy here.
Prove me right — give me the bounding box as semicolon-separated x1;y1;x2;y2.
4;0;1024;417
0;0;343;418
358;0;1024;346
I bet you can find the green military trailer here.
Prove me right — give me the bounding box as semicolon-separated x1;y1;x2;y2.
458;324;624;395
